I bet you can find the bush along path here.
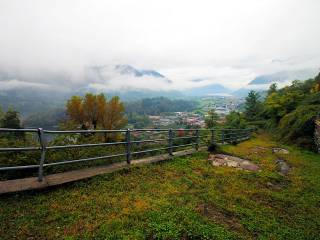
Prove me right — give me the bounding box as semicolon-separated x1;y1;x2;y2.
0;134;320;239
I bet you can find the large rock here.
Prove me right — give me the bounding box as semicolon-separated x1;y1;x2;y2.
208;154;260;171
272;148;290;154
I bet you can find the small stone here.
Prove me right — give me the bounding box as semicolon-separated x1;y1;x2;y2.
266;182;274;187
276;159;290;175
272;148;289;154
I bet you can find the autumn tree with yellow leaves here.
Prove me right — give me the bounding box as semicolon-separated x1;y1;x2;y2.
66;93;127;135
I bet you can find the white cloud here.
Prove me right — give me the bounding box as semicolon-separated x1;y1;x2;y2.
0;0;319;90
0;79;55;90
85;65;173;91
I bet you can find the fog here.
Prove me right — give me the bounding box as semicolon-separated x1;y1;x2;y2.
0;0;319;90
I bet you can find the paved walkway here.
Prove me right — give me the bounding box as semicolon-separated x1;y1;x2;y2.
0;149;197;195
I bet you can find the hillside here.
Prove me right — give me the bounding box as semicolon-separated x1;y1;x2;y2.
1;134;319;239
248;68;318;85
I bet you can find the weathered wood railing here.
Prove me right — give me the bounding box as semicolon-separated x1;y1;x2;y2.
0;128;252;182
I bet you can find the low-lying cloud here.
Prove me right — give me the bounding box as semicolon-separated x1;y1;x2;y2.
0;0;319;91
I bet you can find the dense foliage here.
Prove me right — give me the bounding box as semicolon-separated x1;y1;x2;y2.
0;108;25;139
23;108;66;129
261;73;320;149
125;97;198;115
224;111;248;129
224;73;320;150
22;97;198;129
65;93;127;131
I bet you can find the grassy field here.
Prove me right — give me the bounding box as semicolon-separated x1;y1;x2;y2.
0;134;320;239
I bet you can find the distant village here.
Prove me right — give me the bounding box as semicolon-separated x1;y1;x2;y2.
148;96;245;127
149;112;205;127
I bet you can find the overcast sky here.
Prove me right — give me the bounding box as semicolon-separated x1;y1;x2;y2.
0;0;320;90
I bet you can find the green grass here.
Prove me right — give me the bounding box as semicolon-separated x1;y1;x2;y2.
1;134;320;239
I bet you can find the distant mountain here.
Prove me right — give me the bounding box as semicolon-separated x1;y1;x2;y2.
0;88;69;116
0;64;177;116
74;85;183;101
140;70;165;78
231;88;267;98
231;88;252;98
114;64;168;80
114;64;143;77
249;68;319;85
185;84;230;96
87;64;172;84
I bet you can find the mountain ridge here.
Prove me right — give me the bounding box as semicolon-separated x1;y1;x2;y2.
249;68;319;85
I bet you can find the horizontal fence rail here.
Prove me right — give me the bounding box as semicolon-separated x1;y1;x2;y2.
0;127;253;181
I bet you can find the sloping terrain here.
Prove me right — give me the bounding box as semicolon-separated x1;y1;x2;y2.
0;134;320;239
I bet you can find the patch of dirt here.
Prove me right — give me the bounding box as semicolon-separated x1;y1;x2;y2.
265;178;290;190
63;219;91;236
196;203;253;239
251;146;269;154
250;192;294;215
208;154;260;172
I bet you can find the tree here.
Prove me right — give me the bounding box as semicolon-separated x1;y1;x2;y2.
65;93;127;140
311;72;320;93
96;94;108;128
244;90;262;121
127;113;151;129
82;93;99;129
1;109;21;129
0;109;24;138
66;96;84;126
267;83;277;96
104;96;127;130
205;109;219;129
224;111;247;129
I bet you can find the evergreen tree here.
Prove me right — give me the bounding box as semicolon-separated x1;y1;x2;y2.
244;90;262;121
224;111;247;129
267;83;277;96
1;109;21;129
0;109;24;138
